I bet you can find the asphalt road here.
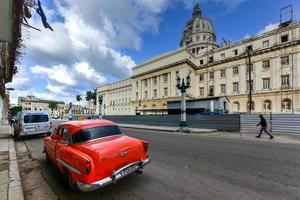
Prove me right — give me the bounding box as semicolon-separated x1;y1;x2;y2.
23;128;300;200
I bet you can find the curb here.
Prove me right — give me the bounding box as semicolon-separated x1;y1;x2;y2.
8;138;24;200
118;124;217;134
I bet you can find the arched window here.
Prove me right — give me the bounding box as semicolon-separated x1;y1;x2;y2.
263;100;272;111
247;101;255;111
282;98;292;111
233;102;240;112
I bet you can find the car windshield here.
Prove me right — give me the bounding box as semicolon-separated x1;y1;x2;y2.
24;115;49;123
72;125;122;144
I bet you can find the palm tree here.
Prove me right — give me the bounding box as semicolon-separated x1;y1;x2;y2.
86;90;92;112
76;95;82;114
76;95;82;105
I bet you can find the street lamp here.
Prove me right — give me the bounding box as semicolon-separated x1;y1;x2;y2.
98;95;103;119
68;102;73;120
176;74;191;132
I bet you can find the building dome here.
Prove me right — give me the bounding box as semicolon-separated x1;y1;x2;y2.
180;3;217;54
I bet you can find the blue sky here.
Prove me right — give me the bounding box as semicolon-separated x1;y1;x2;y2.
8;0;300;104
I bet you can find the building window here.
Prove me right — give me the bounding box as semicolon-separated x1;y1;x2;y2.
208;86;214;96
262;60;270;69
153;77;157;85
246;80;253;91
263;78;270;90
136;92;138;100
263;100;272;111
164;87;168;96
209;72;214;80
153;89;157;98
281;56;289;66
247;101;255;111
246;64;253;73
163;74;168;83
199;87;204;97
221;53;225;58
209;56;214;63
220;84;226;94
263;40;269;48
233;66;239;75
199;74;204;82
233;102;240;112
233;82;239;93
282;98;292;111
247;45;253;52
220;69;225;78
281;75;290;88
144;91;148;99
144;79;148;87
233;49;238;56
200;59;204;65
281;34;289;43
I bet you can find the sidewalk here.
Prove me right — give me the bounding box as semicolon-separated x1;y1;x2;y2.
118;123;300;144
0;126;24;200
118;123;217;134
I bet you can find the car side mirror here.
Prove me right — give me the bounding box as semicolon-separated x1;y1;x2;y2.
51;135;61;140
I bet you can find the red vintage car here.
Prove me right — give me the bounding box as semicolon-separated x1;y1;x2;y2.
43;119;150;191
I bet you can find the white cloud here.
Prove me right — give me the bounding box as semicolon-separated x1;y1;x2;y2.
11;0;248;104
257;23;279;35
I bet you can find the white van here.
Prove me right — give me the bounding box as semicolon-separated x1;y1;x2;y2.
13;111;51;138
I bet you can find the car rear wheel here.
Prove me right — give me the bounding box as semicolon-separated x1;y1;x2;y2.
67;171;77;191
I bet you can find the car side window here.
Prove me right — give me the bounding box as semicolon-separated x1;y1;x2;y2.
62;128;71;143
51;128;58;136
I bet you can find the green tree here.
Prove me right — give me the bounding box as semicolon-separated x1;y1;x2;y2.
48;101;58;116
9;106;22;116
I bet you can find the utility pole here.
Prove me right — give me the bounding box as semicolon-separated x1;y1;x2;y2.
246;48;253;113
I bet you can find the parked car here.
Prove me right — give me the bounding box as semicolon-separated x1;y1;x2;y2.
13;111;51;138
43;119;150;191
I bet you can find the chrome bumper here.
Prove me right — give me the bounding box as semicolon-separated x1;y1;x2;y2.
77;157;151;192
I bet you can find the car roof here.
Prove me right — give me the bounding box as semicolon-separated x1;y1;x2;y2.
59;119;117;134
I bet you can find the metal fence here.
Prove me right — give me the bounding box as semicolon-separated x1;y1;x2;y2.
103;114;240;131
240;113;300;134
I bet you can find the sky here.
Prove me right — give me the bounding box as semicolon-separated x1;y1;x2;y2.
7;0;300;105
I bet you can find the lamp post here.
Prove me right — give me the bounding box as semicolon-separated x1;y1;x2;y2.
68;102;73;120
98;95;103;119
176;74;191;132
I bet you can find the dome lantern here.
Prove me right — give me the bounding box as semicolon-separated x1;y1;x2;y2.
180;3;217;54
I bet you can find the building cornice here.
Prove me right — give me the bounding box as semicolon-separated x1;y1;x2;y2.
131;59;197;79
197;38;300;69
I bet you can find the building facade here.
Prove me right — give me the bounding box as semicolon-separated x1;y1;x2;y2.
18;96;67;118
96;79;133;115
97;4;300;115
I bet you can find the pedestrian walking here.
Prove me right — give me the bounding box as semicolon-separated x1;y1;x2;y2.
256;114;274;139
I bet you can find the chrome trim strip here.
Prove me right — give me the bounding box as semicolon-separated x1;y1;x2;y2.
77;157;151;192
56;158;82;175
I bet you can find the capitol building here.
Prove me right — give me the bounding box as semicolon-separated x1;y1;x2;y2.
96;4;300;115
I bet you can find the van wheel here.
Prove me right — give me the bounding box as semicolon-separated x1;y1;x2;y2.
67;171;77;191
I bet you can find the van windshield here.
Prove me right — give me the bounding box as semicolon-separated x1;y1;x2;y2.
72;125;122;144
24;115;49;123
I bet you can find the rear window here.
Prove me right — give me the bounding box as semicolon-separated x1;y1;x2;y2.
24;115;49;123
72;125;122;144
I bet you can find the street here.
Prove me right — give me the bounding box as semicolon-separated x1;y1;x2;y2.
21;128;300;200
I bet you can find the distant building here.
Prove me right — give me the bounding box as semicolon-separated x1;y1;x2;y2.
96;78;133;115
97;3;300;115
18;96;66;118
